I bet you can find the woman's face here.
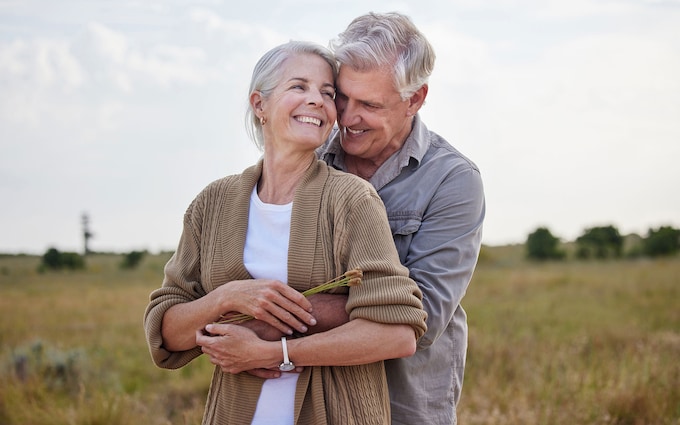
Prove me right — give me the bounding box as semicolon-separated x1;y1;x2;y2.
258;53;337;153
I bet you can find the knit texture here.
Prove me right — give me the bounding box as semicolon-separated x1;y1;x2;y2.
144;159;427;424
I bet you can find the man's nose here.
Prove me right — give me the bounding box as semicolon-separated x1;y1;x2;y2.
339;100;360;127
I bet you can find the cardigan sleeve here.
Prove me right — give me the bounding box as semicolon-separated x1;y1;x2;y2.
143;194;207;369
339;184;428;340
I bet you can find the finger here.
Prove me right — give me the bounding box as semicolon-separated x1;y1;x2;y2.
270;304;310;333
249;308;295;336
204;323;229;336
196;329;211;346
277;283;313;313
262;285;317;329
246;368;282;379
273;298;317;329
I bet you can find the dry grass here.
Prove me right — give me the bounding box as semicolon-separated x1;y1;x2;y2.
1;249;678;424
0;253;209;425
460;249;680;424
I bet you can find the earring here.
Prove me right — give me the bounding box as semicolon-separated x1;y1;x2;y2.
260;116;267;126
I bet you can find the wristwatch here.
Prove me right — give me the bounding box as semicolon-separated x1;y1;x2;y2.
279;337;295;372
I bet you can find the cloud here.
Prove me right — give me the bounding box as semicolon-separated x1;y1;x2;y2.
0;38;84;89
420;11;680;244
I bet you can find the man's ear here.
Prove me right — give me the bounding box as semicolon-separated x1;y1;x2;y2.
406;84;428;117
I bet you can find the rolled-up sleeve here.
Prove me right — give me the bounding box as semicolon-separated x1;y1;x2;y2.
143;199;207;369
340;188;428;340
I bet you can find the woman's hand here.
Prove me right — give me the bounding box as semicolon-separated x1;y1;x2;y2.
197;323;302;375
161;278;316;353
217;279;317;336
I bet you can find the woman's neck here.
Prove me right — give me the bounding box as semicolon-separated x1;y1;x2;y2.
258;152;315;205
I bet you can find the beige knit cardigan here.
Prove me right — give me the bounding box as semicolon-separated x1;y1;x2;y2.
144;159;427;425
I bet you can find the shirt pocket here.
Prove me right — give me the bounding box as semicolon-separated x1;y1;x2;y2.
389;215;422;264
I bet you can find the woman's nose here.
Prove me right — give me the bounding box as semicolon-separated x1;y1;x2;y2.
308;90;323;106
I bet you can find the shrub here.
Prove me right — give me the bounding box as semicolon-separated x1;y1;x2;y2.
39;248;85;271
575;225;623;259
526;227;564;260
643;226;680;257
9;341;85;394
120;251;146;269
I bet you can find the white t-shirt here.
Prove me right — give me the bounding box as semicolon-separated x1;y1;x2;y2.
244;187;298;425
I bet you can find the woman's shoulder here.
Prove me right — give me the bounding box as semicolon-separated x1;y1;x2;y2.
193;174;239;201
324;164;376;195
318;164;384;211
187;169;253;215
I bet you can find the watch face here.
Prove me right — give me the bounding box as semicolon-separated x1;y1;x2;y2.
279;362;295;372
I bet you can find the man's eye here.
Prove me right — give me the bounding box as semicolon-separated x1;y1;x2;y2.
323;91;336;99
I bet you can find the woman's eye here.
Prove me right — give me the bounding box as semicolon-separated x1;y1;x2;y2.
323;91;336;99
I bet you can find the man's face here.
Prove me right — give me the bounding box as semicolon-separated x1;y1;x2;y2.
335;66;414;163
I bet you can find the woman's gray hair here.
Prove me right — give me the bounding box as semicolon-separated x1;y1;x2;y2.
329;12;435;100
245;40;338;150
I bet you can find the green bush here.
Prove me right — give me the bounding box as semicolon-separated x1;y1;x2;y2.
526;227;564;260
643;226;680;257
39;248;85;271
575;225;623;259
120;251;146;269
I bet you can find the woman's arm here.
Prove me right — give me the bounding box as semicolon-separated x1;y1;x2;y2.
197;318;416;374
162;278;317;352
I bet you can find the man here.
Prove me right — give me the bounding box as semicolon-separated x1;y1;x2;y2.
318;12;486;424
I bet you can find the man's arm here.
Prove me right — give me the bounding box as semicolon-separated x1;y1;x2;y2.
240;293;349;341
404;165;485;349
300;167;484;348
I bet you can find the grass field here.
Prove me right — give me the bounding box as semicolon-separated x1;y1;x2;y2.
1;248;678;424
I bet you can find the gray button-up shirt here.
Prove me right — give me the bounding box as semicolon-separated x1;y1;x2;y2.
319;115;485;425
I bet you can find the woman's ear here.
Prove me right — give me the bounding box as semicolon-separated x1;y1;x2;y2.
250;91;264;117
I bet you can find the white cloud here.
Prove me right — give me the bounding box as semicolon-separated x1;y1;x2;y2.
1;0;679;252
0;38;84;89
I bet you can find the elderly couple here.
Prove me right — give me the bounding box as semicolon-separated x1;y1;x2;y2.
144;11;485;425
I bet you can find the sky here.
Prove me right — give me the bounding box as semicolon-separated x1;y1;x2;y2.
1;0;679;254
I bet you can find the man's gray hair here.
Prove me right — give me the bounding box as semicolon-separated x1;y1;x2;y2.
330;12;435;99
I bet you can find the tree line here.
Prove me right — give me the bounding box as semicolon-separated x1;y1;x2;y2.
38;248;147;272
526;225;680;261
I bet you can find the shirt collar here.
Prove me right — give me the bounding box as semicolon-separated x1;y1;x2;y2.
320;114;429;191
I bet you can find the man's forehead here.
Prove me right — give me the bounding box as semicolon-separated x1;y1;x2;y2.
336;67;398;98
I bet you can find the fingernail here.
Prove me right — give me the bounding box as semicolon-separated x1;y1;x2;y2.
310;318;317;326
300;326;308;333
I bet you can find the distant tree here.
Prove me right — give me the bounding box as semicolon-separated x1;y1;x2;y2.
39;248;85;271
120;250;146;269
575;225;623;259
42;248;63;270
526;227;564;260
643;226;680;257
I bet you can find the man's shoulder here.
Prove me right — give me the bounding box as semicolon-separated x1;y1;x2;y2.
424;130;480;173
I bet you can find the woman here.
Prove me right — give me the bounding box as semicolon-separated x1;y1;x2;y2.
144;41;427;425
